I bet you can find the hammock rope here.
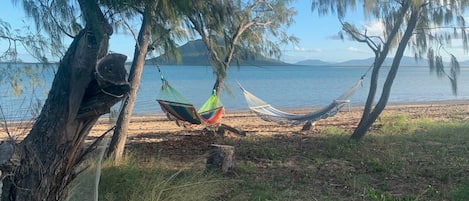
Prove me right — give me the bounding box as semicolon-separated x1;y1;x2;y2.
239;64;372;125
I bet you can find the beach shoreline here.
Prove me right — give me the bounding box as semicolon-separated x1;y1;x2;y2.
94;99;469;143
1;99;469;142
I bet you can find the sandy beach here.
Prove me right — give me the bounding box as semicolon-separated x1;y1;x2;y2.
1;100;469;142
86;100;469;143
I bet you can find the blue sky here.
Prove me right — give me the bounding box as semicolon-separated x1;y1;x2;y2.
1;1;468;63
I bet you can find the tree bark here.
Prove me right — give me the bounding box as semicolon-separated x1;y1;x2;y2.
0;1;129;200
107;3;154;164
351;6;419;140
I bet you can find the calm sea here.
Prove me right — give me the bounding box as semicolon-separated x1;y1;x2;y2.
2;64;469;120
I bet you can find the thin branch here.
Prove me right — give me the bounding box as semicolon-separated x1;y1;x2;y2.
118;16;139;45
41;0;75;38
340;20;380;52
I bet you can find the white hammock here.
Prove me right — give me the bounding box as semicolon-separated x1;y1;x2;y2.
239;78;363;125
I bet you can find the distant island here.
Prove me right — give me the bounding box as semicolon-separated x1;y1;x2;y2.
3;39;469;67
145;39;469;67
294;56;469;67
146;39;291;66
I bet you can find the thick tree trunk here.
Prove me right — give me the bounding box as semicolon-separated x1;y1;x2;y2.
0;1;129;200
107;4;154;164
351;7;419;140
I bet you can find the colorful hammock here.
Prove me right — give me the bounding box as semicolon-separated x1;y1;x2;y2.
239;77;363;125
156;73;224;127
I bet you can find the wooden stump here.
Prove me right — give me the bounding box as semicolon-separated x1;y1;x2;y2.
206;144;235;173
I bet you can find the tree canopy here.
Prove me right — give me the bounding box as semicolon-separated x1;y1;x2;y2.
181;0;298;93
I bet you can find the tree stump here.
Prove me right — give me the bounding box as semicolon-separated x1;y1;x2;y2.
206;144;235;174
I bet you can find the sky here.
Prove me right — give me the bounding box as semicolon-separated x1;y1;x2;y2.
1;1;468;64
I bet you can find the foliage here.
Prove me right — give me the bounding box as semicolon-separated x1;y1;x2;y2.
0;18;52;118
374;113;413;134
11;0;79;58
450;179;469;201
101;0;187;61
313;0;469;94
98;154;229;201
180;0;298;92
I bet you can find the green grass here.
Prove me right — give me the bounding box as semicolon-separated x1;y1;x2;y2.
98;155;230;201
98;115;469;200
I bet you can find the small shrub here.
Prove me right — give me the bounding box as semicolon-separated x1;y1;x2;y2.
376;113;412;134
319;126;347;135
450;179;469;201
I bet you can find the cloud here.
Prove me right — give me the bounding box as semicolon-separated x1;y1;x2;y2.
347;46;370;54
293;45;322;52
362;20;385;37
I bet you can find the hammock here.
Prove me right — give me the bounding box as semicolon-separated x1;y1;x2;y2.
156;72;224;127
239;77;363;125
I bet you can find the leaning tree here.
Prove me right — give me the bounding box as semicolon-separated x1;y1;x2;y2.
312;0;469;140
0;0;129;200
104;0;186;164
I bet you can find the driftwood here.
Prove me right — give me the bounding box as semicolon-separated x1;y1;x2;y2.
217;123;246;136
206;144;235;174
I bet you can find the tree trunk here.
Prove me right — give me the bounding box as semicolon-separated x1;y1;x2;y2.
351;2;411;140
107;4;154;164
0;1;129;200
351;7;419;140
213;77;224;97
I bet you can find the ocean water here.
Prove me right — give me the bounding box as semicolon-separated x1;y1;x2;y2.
1;64;469;120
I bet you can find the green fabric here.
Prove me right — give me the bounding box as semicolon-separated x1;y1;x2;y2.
158;81;191;104
198;93;223;114
158;81;223;114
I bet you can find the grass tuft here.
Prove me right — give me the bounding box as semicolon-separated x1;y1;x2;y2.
98;153;229;201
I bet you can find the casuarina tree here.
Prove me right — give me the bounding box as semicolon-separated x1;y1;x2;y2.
311;0;469;140
182;0;298;96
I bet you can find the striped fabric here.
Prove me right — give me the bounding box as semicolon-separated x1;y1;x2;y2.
199;106;224;124
157;100;202;125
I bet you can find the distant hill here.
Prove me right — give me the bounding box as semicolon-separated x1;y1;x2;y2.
147;39;291;66
294;59;331;66
294;56;453;67
336;56;431;67
459;60;469;66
